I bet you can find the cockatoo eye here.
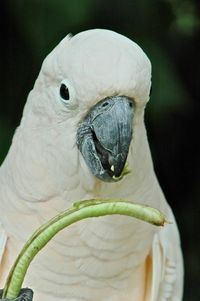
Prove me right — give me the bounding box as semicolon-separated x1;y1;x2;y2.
60;84;69;101
59;79;76;106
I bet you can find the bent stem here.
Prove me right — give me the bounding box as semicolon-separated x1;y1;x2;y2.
2;199;168;299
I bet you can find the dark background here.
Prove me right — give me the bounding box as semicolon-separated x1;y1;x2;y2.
0;1;199;300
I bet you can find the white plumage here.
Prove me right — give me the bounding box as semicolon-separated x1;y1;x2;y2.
0;29;183;301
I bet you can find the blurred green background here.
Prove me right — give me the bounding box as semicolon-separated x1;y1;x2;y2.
0;0;199;300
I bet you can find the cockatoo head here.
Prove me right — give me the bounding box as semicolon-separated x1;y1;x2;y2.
22;29;151;184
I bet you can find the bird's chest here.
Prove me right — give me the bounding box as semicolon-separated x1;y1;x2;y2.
1;171;157;300
22;214;155;301
1;203;156;301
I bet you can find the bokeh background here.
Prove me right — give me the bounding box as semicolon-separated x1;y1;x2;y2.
0;1;199;300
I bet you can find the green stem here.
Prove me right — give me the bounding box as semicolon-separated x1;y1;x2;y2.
2;199;167;299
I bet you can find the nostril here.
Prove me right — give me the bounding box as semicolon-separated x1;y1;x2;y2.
129;101;133;108
102;101;109;107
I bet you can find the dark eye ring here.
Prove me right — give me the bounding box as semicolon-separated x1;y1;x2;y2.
60;83;70;101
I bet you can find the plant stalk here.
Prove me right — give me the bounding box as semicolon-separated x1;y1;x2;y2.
2;199;167;299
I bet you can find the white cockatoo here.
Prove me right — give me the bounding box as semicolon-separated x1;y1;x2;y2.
0;29;183;301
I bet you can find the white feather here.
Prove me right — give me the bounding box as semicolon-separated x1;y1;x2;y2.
0;223;7;280
143;205;183;301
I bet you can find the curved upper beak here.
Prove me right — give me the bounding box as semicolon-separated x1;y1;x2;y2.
77;96;134;182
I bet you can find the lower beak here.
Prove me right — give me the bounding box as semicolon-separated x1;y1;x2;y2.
77;96;134;182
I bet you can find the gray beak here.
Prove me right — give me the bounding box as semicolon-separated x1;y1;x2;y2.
77;96;134;182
